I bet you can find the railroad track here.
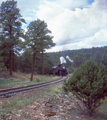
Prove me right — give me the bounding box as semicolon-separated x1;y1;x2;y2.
0;76;68;98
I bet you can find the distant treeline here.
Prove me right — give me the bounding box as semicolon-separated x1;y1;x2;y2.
47;46;107;73
1;46;107;74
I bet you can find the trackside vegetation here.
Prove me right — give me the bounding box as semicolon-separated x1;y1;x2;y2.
63;60;107;115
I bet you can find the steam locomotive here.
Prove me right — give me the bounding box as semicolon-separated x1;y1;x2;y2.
50;56;73;76
51;63;68;76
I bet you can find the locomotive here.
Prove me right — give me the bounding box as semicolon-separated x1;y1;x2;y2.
51;56;73;76
51;64;68;76
51;63;68;76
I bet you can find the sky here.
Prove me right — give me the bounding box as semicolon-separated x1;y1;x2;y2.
1;0;107;52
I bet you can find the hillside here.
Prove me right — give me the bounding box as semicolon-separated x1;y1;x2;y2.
47;46;107;66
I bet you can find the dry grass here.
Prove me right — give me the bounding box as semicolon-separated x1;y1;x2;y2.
0;72;61;88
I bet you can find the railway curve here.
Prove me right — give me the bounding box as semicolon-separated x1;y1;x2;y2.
0;76;68;98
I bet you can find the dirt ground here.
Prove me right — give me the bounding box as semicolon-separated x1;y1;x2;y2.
0;86;107;120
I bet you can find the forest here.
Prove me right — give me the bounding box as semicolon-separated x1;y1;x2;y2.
0;0;107;77
47;46;107;74
1;44;107;75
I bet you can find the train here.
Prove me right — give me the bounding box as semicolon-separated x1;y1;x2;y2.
50;56;73;76
51;63;68;76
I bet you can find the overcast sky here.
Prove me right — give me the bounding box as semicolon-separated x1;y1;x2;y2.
1;0;107;52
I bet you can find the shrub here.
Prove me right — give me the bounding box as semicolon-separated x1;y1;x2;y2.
63;60;107;115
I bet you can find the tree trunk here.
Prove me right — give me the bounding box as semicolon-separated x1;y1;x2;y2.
12;49;15;72
42;50;44;75
30;52;36;81
10;49;12;75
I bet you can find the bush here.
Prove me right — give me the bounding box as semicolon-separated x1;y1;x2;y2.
63;60;107;115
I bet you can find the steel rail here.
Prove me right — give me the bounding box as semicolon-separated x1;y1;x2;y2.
0;76;68;98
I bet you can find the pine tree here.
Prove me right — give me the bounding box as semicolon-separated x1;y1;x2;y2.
26;19;55;81
39;21;55;75
63;60;107;115
0;0;26;75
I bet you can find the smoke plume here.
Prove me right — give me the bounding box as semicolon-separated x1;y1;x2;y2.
60;56;66;64
66;56;73;63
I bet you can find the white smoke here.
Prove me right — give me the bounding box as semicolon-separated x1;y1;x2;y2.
66;56;73;63
60;56;66;64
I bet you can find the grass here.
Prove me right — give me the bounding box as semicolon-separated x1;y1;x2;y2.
1;81;62;107
0;73;107;120
0;72;61;88
0;83;107;120
1;84;62;109
0;83;62;120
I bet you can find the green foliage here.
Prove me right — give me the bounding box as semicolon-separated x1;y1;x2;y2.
35;77;40;82
0;57;6;71
0;0;26;48
35;53;53;74
25;18;55;53
25;19;55;79
94;51;102;66
63;60;107;115
47;46;107;73
73;53;84;68
17;49;32;73
0;0;26;75
101;52;107;69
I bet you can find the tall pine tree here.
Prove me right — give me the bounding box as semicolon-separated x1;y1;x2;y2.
39;21;55;75
26;19;55;81
0;0;26;75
